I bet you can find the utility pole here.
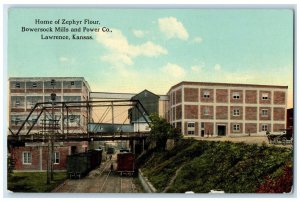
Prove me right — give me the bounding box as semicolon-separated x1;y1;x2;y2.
50;79;56;181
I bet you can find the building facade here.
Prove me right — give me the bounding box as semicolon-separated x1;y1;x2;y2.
10;141;88;171
129;90;159;132
167;81;288;136
8;77;91;171
9;77;91;135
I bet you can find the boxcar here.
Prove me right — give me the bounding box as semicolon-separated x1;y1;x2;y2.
67;149;102;179
116;152;135;175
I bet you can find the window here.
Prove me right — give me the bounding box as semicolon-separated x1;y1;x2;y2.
262;93;269;100
233;124;240;131
204;108;209;115
14;117;20;125
187;122;195;128
233;92;240;99
32;82;37;88
262;124;268;131
23;152;32;164
51;79;56;86
262;109;268;116
233;109;240;116
188;131;195;135
187;122;195;135
54;152;60;164
203;91;210;98
15;100;20;106
201;122;205;128
15;83;20;88
71;81;75;86
31;118;38;124
70;116;75;123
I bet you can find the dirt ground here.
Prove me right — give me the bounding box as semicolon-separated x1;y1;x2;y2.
52;154;142;193
191;135;293;148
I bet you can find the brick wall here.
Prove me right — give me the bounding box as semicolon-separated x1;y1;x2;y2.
11;108;25;112
200;105;214;119
176;122;182;131
216;106;228;120
184;88;198;102
259;123;272;132
195;122;199;136
259;107;271;120
172;108;175;121
176;105;182;120
184;105;198;119
230;123;243;134
245;123;257;134
230;90;243;103
200;89;214;103
184;121;199;135
245;107;257;120
273;91;286;105
204;122;213;135
12;146;41;171
63;89;82;93
216;89;228;103
230;106;243;120
172;92;175;106
273;107;285;121
11;89;26;93
245;90;257;104
175;89;182;104
259;90;271;104
44;89;61;93
273;124;285;132
11;142;87;171
26;89;43;93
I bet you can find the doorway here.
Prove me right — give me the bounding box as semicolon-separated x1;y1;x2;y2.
217;125;226;136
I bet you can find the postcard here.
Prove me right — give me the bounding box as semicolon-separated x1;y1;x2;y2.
5;6;294;196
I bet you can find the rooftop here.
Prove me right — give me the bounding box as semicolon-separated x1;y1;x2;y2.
168;81;288;93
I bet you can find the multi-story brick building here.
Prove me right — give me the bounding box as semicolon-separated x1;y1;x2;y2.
8;77;91;171
167;81;288;136
9;77;91;135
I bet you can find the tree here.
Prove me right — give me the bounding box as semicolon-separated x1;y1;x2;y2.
256;163;293;193
148;113;182;151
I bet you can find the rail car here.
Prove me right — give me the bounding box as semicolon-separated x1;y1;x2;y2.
116;152;135;176
67;149;102;179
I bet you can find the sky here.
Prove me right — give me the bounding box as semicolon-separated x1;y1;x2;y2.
7;8;294;107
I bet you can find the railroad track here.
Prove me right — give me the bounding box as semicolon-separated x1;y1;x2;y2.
119;174;135;193
53;157;138;193
54;159;113;192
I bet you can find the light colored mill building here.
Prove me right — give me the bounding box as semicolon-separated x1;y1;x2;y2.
9;77;91;135
167;81;288;136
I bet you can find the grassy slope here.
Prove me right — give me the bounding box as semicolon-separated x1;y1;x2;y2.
141;139;292;193
8;172;67;192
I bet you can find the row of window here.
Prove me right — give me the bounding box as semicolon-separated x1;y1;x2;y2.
202;108;269;116
23;151;60;164
232;124;269;132
189;91;270;100
186;122;270;134
12;96;81;107
14;81;78;88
